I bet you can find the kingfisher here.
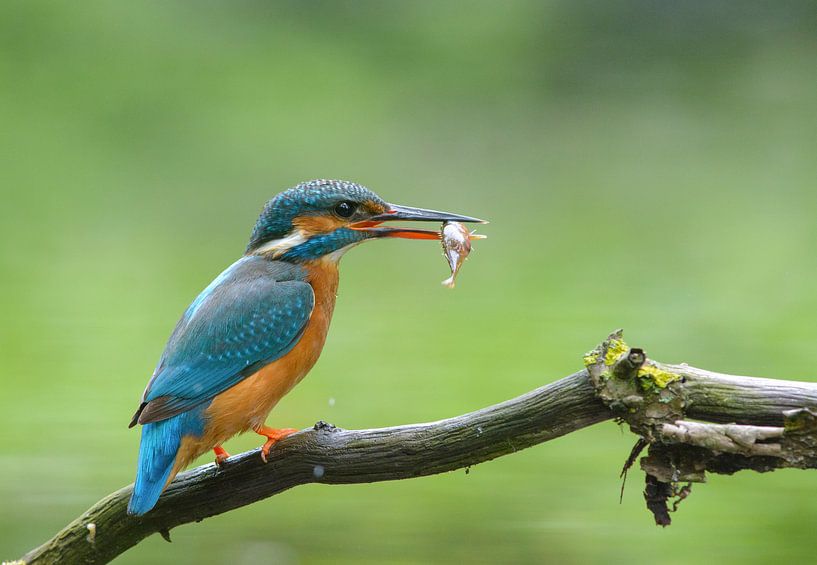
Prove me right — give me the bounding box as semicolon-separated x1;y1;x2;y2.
127;179;484;515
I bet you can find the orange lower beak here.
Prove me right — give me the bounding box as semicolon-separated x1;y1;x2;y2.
350;221;441;239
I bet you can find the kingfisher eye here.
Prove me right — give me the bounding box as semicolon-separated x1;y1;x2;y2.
334;201;357;218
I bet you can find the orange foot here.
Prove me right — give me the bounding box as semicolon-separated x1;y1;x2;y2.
213;445;231;466
253;425;298;463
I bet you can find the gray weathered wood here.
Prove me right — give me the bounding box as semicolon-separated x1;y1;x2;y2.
678;365;817;425
20;370;607;564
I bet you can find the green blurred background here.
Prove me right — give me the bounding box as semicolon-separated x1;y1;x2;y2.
2;1;817;563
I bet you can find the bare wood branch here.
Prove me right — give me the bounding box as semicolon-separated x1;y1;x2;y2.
678;365;817;425
660;420;784;457
16;331;817;563
19;371;608;564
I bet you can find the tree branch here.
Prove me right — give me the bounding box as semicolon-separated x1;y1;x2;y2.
17;331;817;564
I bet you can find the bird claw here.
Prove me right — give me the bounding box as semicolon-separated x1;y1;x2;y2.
213;445;231;466
255;427;298;463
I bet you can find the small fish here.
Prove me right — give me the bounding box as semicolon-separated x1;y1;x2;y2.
440;221;485;288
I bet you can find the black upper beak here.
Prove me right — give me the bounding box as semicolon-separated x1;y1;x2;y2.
370;204;487;224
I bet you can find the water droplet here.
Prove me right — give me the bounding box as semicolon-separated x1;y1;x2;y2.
328;397;336;407
313;465;325;479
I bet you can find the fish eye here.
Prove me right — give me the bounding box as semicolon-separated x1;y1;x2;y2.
334;201;357;218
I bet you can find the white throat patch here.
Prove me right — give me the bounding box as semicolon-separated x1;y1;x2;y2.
322;241;362;264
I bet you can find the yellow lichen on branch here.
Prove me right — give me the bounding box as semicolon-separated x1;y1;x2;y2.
637;364;680;390
603;336;629;366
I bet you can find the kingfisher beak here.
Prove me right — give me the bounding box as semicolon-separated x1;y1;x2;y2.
351;204;487;240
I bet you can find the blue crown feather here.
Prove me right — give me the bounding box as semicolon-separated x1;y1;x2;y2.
247;179;386;253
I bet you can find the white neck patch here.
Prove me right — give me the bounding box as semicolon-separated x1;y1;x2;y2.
253;230;308;258
253;230;363;263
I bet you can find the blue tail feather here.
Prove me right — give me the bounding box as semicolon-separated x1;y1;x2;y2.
128;407;206;516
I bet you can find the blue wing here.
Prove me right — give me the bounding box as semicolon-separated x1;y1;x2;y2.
131;255;314;425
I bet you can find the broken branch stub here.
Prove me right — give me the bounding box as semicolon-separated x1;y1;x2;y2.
584;331;817;526
584;330;686;440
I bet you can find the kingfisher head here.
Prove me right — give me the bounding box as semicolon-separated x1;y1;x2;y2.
246;179;485;263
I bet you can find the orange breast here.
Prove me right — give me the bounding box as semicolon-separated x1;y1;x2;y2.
171;259;339;475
